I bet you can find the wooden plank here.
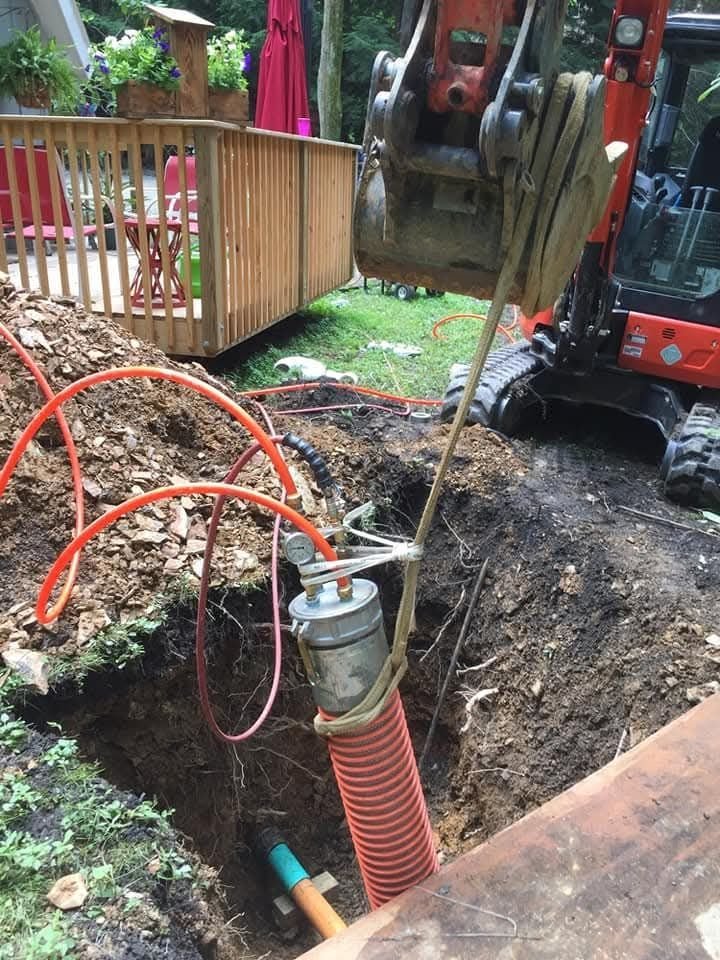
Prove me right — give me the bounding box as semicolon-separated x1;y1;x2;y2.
126;125;154;329
194;127;225;354
175;129;196;350
2;125;29;290
298;140;309;308
43;123;70;296
152;127;176;350
65;124;92;309
87;126;113;317
0;197;7;272
21;127;50;295
227;131;241;344
109;126;133;329
236;132;250;340
216;133;229;349
300;697;720;960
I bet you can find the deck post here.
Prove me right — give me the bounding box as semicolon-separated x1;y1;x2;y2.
194;126;226;355
298;139;310;308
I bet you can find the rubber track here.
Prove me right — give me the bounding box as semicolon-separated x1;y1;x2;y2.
442;342;543;427
664;403;720;510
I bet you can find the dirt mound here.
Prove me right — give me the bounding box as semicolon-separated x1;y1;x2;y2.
0;287;323;656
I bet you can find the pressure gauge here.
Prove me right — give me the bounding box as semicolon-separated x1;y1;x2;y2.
284;531;316;566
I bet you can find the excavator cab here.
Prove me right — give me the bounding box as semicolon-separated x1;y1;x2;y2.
614;21;720;310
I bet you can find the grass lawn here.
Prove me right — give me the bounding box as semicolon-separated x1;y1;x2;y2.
225;282;512;398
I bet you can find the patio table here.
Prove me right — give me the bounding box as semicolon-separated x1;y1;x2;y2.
124;217;186;308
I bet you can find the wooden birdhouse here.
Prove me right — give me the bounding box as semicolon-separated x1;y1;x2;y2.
145;4;214;119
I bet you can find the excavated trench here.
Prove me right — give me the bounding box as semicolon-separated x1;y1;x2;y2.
26;574;459;959
17;409;720;959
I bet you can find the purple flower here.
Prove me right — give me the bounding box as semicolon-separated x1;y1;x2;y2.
159;41;170;53
152;27;167;39
99;63;110;75
170;66;181;79
243;51;251;72
84;63;91;74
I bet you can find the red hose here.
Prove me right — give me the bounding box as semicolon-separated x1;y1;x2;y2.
431;312;516;343
0;323;85;619
274;401;411;418
321;690;438;908
196;435;286;743
241;382;442;407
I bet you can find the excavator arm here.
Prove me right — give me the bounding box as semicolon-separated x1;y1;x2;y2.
353;1;633;315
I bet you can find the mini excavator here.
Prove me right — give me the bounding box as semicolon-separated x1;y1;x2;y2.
355;1;720;508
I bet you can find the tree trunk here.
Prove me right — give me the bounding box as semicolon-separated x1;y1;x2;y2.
318;0;344;140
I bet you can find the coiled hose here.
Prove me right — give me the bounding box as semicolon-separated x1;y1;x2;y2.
321;690;438;908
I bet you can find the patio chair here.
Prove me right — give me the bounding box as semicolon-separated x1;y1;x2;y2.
153;154;199;234
0;145;98;245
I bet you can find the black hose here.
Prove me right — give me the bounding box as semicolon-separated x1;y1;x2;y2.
282;433;335;491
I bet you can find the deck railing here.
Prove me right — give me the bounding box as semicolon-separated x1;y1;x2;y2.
0;117;358;356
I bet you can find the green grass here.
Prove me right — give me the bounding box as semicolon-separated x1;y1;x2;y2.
227;283;504;398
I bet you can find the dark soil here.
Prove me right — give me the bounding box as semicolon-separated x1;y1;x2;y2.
3;290;720;958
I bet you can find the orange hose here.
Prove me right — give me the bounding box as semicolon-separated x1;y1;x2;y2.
321;690;438;909
431;313;516;343
0;323;85;620
35;482;338;625
291;878;347;938
241;382;442;407
0;366;297;507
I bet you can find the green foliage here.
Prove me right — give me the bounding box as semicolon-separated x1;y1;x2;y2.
40;739;79;770
0;27;80;113
0;774;44;825
0;717;194;956
208;29;250;91
0;713;27;753
92;26;182;94
49;615;159;690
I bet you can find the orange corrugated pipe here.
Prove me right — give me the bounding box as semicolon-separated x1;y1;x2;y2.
321;690;438;909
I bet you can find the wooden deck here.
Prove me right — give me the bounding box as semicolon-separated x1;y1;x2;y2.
300;696;720;959
0;117;359;357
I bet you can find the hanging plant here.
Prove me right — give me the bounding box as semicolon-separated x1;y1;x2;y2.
0;27;80;113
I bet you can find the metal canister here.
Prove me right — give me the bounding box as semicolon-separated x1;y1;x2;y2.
289;579;388;714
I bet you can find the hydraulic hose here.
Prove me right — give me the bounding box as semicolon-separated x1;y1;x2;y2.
282;433;336;491
35;483;337;626
0;323;85;619
320;689;438;908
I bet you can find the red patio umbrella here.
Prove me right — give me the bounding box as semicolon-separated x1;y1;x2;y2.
255;0;310;134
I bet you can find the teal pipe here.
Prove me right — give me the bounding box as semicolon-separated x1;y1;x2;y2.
267;841;310;893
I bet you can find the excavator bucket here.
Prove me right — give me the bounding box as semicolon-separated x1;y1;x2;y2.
354;0;619;311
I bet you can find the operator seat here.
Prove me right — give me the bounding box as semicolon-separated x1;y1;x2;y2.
681;116;720;207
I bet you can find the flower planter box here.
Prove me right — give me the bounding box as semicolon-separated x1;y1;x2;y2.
116;81;176;120
208;88;248;126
